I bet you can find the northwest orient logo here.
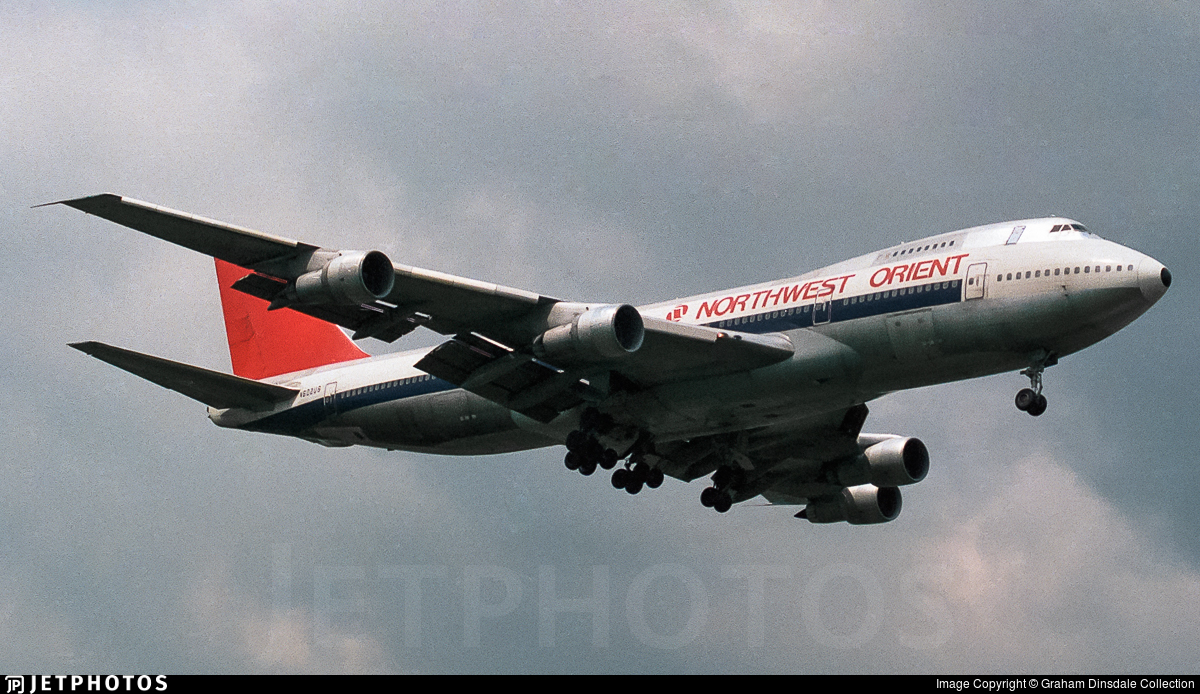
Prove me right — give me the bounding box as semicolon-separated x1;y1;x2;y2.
693;274;855;319
870;253;970;288
665;304;689;322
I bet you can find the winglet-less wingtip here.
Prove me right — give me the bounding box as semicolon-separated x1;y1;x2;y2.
33;193;122;210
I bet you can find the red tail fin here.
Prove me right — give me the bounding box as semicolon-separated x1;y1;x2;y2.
215;259;369;380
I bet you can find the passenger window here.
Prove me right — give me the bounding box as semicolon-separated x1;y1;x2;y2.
1007;273;1012;280
997;275;1002;282
1106;265;1111;272
1074;267;1080;274
1025;271;1031;279
1035;270;1040;277
1084;266;1090;273
1055;268;1060;276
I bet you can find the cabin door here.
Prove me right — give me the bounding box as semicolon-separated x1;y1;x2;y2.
964;263;988;300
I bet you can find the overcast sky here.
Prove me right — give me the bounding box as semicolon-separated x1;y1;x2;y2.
2;1;1197;674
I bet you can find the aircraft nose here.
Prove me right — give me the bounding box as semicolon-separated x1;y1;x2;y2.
1138;256;1171;303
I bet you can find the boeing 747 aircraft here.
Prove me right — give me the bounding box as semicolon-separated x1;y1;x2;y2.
53;195;1171;523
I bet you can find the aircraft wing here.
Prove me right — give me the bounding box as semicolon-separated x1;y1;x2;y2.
628;318;794;383
48;194;555;343
53;194;794;418
639;401;927;524
649;404;868;486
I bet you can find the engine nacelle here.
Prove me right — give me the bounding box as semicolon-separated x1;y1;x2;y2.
291;250;395;306
532;304;645;363
802;485;902;525
835;436;929;487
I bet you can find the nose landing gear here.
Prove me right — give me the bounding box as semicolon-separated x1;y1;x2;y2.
1014;387;1046;416
1015;354;1056;417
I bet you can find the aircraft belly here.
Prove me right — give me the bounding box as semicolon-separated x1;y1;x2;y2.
619;328;867;440
341;390;554;454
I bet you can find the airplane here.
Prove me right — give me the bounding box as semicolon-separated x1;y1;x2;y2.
50;194;1171;524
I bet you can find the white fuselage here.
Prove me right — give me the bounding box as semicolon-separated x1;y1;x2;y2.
209;217;1169;454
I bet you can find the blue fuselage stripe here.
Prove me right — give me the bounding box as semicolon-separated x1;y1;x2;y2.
700;279;962;333
244;375;457;434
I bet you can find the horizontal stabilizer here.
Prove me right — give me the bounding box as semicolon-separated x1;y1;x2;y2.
70;341;298;410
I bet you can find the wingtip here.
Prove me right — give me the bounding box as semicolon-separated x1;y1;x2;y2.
33;193;122;210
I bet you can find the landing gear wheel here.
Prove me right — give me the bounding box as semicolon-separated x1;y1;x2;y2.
600;448;619;470
579;459;597;476
713;492;733;513
646;468;664;489
1027;394;1048;417
1015;388;1037;411
611;468;629;489
565;429;587;452
625;479;644;495
700;487;719;508
564;451;582;471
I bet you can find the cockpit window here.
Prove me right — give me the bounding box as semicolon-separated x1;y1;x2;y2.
1050;222;1101;239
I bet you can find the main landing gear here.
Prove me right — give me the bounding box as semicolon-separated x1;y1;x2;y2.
563;408;664;495
699;466;743;514
1014;354;1057;417
611;455;664;495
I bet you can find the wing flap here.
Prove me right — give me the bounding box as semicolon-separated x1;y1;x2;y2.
70;341;297;411
415;333;589;423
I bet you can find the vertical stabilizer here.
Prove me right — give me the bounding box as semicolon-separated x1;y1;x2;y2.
215;259;370;380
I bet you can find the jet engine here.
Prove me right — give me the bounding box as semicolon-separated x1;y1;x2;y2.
834;436;929;488
801;485;902;525
532;304;645;363
289;250;395;306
